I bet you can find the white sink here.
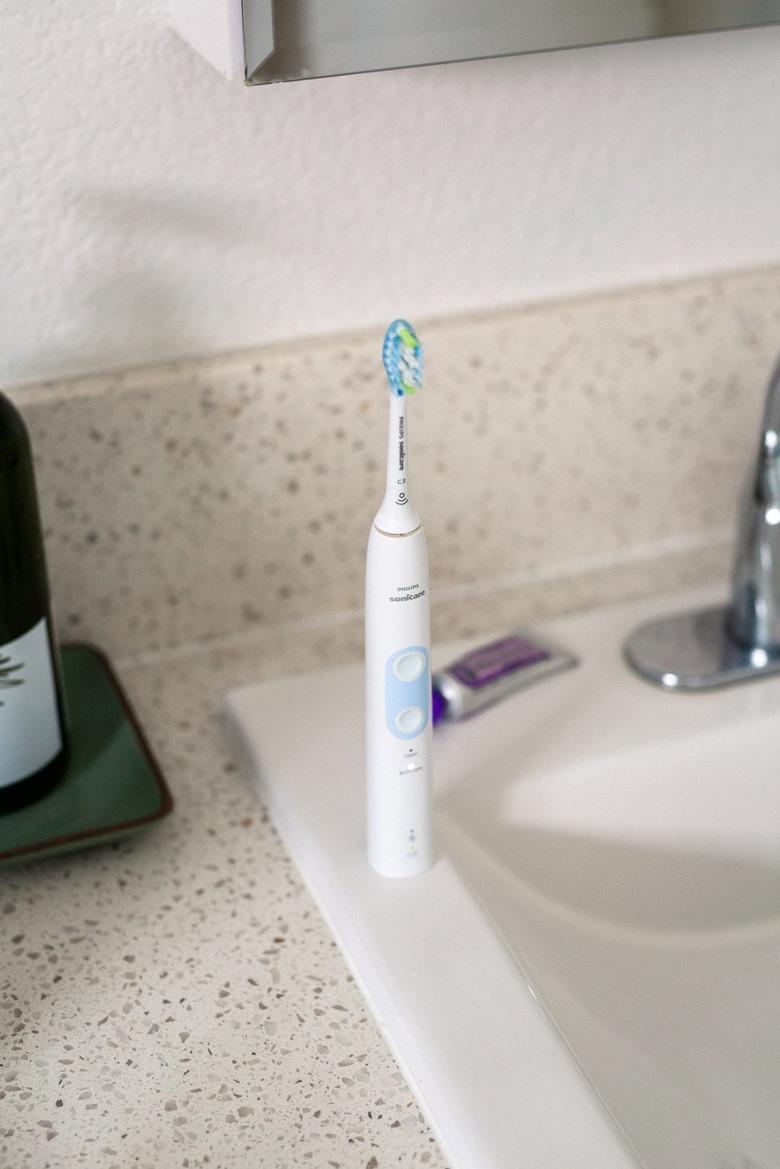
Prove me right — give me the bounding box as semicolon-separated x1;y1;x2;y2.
226;592;780;1169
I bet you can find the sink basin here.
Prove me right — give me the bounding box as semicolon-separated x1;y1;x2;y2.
226;592;780;1169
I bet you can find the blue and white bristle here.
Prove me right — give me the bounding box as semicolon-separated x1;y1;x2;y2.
382;320;424;397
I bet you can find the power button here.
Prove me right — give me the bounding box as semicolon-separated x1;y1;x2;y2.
392;651;426;682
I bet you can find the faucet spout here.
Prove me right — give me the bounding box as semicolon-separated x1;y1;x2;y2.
728;356;780;651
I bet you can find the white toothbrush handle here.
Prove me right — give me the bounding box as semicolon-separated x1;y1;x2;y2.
365;522;433;878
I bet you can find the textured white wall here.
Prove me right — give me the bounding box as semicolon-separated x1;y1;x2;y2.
1;2;780;385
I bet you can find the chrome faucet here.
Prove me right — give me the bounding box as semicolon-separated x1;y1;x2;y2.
626;355;780;689
728;356;780;652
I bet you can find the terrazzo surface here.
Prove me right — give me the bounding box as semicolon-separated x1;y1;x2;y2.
0;630;446;1169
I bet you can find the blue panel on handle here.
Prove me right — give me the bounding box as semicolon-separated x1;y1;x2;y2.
385;647;430;739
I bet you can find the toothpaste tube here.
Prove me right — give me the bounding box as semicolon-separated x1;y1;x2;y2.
431;631;577;724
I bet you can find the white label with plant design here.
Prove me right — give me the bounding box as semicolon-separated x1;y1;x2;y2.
0;617;62;787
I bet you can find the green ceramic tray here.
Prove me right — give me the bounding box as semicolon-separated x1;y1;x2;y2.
0;643;172;865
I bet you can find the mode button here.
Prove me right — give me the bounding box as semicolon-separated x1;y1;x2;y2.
394;706;424;735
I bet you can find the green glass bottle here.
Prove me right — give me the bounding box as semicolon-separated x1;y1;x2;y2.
0;391;69;812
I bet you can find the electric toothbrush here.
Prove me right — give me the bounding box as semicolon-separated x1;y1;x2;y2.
365;320;433;878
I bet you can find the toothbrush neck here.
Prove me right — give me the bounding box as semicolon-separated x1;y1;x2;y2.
375;394;421;535
386;393;408;498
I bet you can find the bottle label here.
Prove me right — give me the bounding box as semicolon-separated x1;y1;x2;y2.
0;617;63;788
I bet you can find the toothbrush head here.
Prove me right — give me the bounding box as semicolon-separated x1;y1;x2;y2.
382;320;423;397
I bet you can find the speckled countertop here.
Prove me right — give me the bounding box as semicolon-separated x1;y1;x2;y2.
3;266;780;1168
0;625;447;1169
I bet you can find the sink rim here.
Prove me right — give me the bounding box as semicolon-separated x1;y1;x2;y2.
225;586;773;1169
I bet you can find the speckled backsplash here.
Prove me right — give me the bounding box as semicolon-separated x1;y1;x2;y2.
11;265;780;663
